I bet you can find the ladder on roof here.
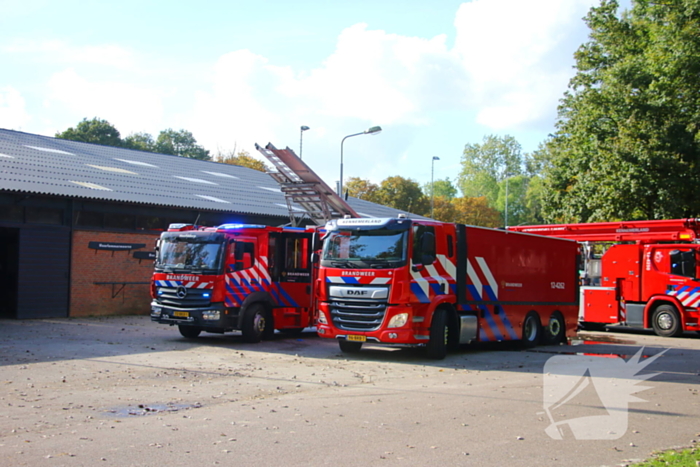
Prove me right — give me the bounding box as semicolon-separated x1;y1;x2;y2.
255;143;359;226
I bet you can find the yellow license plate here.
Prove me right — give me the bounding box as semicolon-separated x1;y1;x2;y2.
173;311;189;318
347;335;366;342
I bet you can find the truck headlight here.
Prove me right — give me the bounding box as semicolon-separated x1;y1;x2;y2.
151;306;162;317
388;313;408;328
317;311;328;325
202;310;221;320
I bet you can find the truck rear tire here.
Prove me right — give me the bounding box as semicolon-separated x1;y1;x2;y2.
521;311;542;348
339;340;363;353
242;304;272;343
651;305;683;337
178;325;202;339
426;308;448;360
542;311;565;345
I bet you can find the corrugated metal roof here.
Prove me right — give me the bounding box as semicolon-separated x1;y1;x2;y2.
0;128;419;220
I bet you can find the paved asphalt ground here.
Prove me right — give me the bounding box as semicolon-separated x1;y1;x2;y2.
0;316;698;467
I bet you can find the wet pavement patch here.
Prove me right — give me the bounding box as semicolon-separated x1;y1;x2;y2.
104;402;202;417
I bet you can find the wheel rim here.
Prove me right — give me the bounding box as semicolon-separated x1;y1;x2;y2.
254;314;266;333
524;316;537;341
549;318;561;336
657;312;673;330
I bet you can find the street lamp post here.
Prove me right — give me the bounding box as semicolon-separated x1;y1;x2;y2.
339;125;382;196
431;156;440;218
299;125;310;159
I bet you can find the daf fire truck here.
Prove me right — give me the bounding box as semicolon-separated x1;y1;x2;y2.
509;218;700;337
150;223;317;341
315;216;581;359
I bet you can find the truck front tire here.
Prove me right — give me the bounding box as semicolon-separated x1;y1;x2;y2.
651;305;683;337
242;304;273;343
178;325;202;339
426;308;448;360
339;340;363;353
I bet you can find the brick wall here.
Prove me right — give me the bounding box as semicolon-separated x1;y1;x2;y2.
70;230;160;317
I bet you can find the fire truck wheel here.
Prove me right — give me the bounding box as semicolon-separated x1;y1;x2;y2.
242;304;272;343
651;305;683;337
339;340;363;353
542;312;565;345
178;325;202;339
521;311;542;348
426;308;448;360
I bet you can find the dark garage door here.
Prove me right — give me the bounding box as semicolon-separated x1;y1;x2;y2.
17;226;70;319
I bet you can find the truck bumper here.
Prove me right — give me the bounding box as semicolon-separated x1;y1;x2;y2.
150;301;236;331
316;325;429;345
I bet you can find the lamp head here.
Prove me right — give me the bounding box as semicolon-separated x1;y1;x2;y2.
301;125;310;132
364;126;382;135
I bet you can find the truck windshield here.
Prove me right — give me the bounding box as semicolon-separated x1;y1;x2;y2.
155;235;224;274
322;229;408;268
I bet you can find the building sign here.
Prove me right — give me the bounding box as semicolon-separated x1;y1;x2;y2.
88;242;146;251
133;251;156;260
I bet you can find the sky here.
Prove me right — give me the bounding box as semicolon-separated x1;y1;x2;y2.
0;0;631;193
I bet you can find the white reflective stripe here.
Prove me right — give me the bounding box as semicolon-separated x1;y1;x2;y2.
476;256;498;297
467;259;482;295
327;276;345;283
409;264;431;298
437;254;456;280
371;277;391;285
425;263;448;292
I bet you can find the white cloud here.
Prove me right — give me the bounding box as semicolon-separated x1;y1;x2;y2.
0;86;31;130
454;0;598;129
47;68;163;135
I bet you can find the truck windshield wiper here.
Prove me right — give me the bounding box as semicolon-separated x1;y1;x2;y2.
331;261;358;269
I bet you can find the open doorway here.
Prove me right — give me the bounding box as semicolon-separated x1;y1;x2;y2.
0;227;19;318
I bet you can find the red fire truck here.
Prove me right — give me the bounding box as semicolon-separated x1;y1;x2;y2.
150;223;318;341
151;143;360;342
509;219;700;337
315;216;580;359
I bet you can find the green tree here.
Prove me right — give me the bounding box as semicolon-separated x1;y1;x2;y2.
543;0;700;222
375;176;429;215
458;135;523;207
156;129;211;161
423;177;458;201
214;149;269;172
123;132;156;152
56;118;122;147
345;177;380;202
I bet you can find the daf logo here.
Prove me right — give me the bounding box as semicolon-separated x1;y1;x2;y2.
176;286;188;299
347;290;368;296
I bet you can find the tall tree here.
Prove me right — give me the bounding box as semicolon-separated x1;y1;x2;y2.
451;197;502;228
458;135;523;207
543;0;700;222
375;176;429;215
344;177;380;202
156;129;211;161
423;177;458;201
56;118;122;147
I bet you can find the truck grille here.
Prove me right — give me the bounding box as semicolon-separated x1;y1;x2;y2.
156;286;211;308
328;285;389;331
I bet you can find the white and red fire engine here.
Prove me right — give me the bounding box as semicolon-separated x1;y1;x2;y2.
150;223;318;341
151;143;359;342
315;217;581;359
509;218;700;337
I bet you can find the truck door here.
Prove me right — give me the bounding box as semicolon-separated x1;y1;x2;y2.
270;231;313;308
